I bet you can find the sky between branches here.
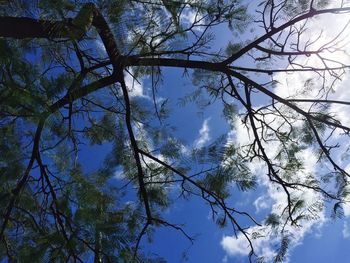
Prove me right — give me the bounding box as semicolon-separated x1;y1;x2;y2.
95;1;350;262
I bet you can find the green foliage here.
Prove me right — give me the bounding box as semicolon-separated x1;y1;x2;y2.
0;0;347;262
84;113;117;145
200;169;232;198
222;103;237;127
107;0;128;24
332;201;344;218
225;42;243;56
266;213;280;227
159;137;182;159
274;236;290;263
284;0;330;17
40;73;72;100
162;0;182;31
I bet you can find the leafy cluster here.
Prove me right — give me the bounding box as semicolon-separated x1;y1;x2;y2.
1;0;350;262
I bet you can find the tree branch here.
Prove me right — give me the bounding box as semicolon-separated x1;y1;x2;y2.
222;7;350;64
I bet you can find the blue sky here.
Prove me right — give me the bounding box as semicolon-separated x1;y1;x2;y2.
8;1;350;262
99;1;350;262
118;65;350;262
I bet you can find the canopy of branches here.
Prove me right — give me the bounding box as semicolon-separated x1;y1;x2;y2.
0;0;350;262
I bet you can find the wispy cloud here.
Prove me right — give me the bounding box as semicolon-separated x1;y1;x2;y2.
194;118;211;148
124;72;146;98
221;125;326;261
114;166;125;180
221;229;277;261
180;9;205;32
254;195;270;213
343;222;350;238
218;11;350;258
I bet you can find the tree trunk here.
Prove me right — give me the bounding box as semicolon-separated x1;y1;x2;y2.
0;17;68;39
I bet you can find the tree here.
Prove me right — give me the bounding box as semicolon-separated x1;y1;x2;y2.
0;0;350;261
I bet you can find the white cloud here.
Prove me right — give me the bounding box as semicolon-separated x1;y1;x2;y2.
343;221;350;238
254;195;270;213
221;235;252;257
114;167;125;180
181;9;198;25
92;39;148;99
180;144;191;156
179;1;205;31
271;7;350;222
180;9;205;31
343;202;350;217
221;210;325;262
221;112;326;261
219;12;347;256
124;72;146;98
221;227;278;262
194;118;211;148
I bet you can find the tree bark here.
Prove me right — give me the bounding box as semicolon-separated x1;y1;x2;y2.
0;17;68;39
